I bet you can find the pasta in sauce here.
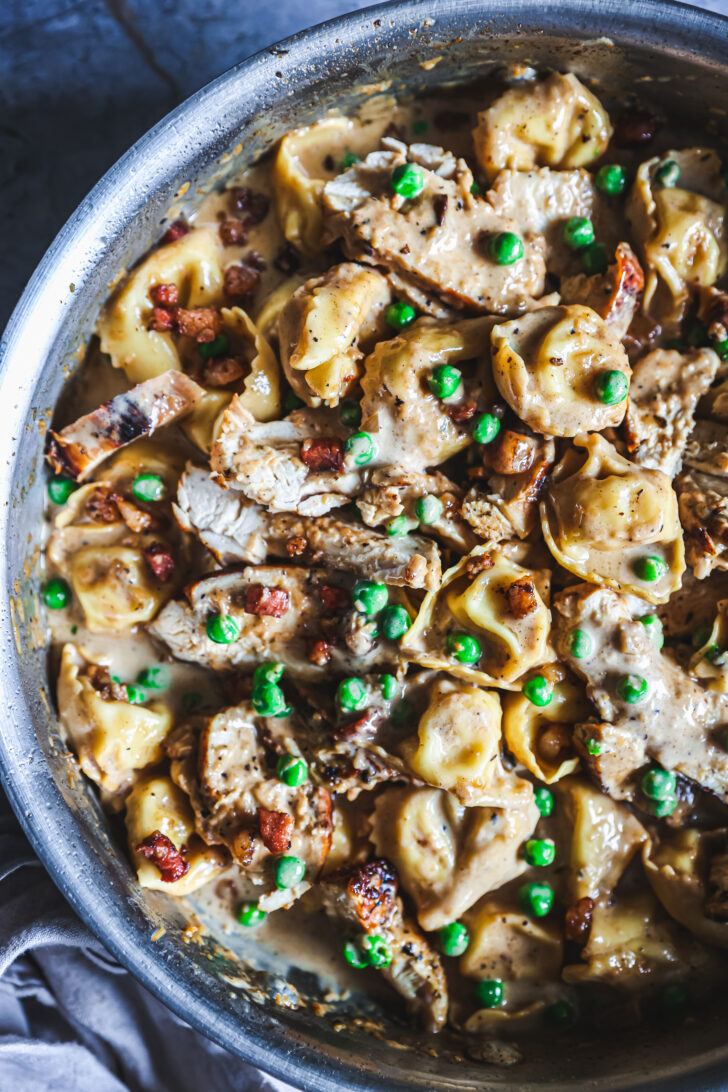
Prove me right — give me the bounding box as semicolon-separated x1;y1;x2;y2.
42;67;728;1054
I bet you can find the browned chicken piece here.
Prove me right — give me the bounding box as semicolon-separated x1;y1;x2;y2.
318;858;448;1032
554;584;728;803
166;707;332;910
462;432;555;540
560;242;644;340
175;465;441;589
48;372;205;481
355;467;476;552
676;469;728;579
623;348;719;476
657;568;728;639
322;142;545;316
683;419;728;477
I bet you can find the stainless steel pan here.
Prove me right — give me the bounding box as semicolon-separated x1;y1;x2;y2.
2;1;728;1088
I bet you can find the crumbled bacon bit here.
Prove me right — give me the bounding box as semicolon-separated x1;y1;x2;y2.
86;663;128;702
258;808;293;854
143;543;175;582
231;186;270;225
538;723;572;764
161;220;190;245
149;307;175;332
223;263;261;299
505;577;538;619
330;709;381;741
308;638;332;666
273;242;301;275
433;193;448;226
345;858;397;930
173;306;222;343
465;553;494;578
244;584;290;617
86;487;120;523
300;437;344;472
565;896;594;944
482;429;537;476
219;218;248;246
203;356;246;387
245;250;267;271
286;536;308;558
150;283;179;307
614;110;658;146
447;399;477;424
135;830;190;882
320;584;350;613
111;492;153;533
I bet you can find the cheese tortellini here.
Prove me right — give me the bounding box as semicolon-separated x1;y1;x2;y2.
402;545;553;688
627;148;727;323
541;433;685;604
690;599;728;691
97;227;225;383
277;263;391;407
643;829;728;949
491;304;632;437
125;774;227;895
473;72;613;183
70;544;174;632
57;644;172;797
502;663;590;783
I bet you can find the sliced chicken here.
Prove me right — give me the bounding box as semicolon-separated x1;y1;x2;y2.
462;432;555;540
323;142;546;315
553;584;728;802
683;419;728;477
48;371;205;481
623;348;719;476
318;857;448;1032
175;464;441;589
560;242;644;340
355;467;476;552
676;469;728;578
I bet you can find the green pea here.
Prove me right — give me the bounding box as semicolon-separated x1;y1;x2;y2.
470;181;480;195
581;241;608;275
48;476;78;505
446;632;482;664
42;577;71;610
519;881;554;918
340;152;360;170
534;786;554;817
391;698;414;726
655;159;680;187
385;301;417;329
181;691;203;713
254;662;285;687
428;364;462;400
340;399;362;428
659;982;688;1016
390;162;425;199
475;979;504;1008
343;938;368;968
545;1000;575;1028
523;675;553;708
352;580;388;615
586;738;602;756
274;855;305;890
206;614;240;644
412;119;428;135
362;934;392;968
595;164;626;195
489;231;523;265
126;685;146;705
705;643;724;665
380;604;411;641
379;674;398;701
641;766;676;801
338;677;367;712
524;838;555;867
639;614;664;650
439;921;470;957
276;755;307;788
199;332;229;360
594;369;628;405
387;515;411;537
712;337;728;361
562;216;595;250
284;388;305;412
473;413;501;444
568;628;592;659
136;665;170;691
633;555;668;583
132;474;165;503
252;681;289;717
344;430;376;466
691;625;712;649
617;674;648;704
414;494;443;524
237;901;266;927
648;795;677;818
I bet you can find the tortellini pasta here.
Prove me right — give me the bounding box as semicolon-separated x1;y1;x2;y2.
277;263;390;407
473;72;613;183
125;774;227;895
491;305;632;437
97;227;224;383
401;677;530;807
70;544;174;632
643;829;728;949
627;147;727;323
402;545;553;688
690;599;728;691
541;433;685;605
502;663;590;783
57;644;171;797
